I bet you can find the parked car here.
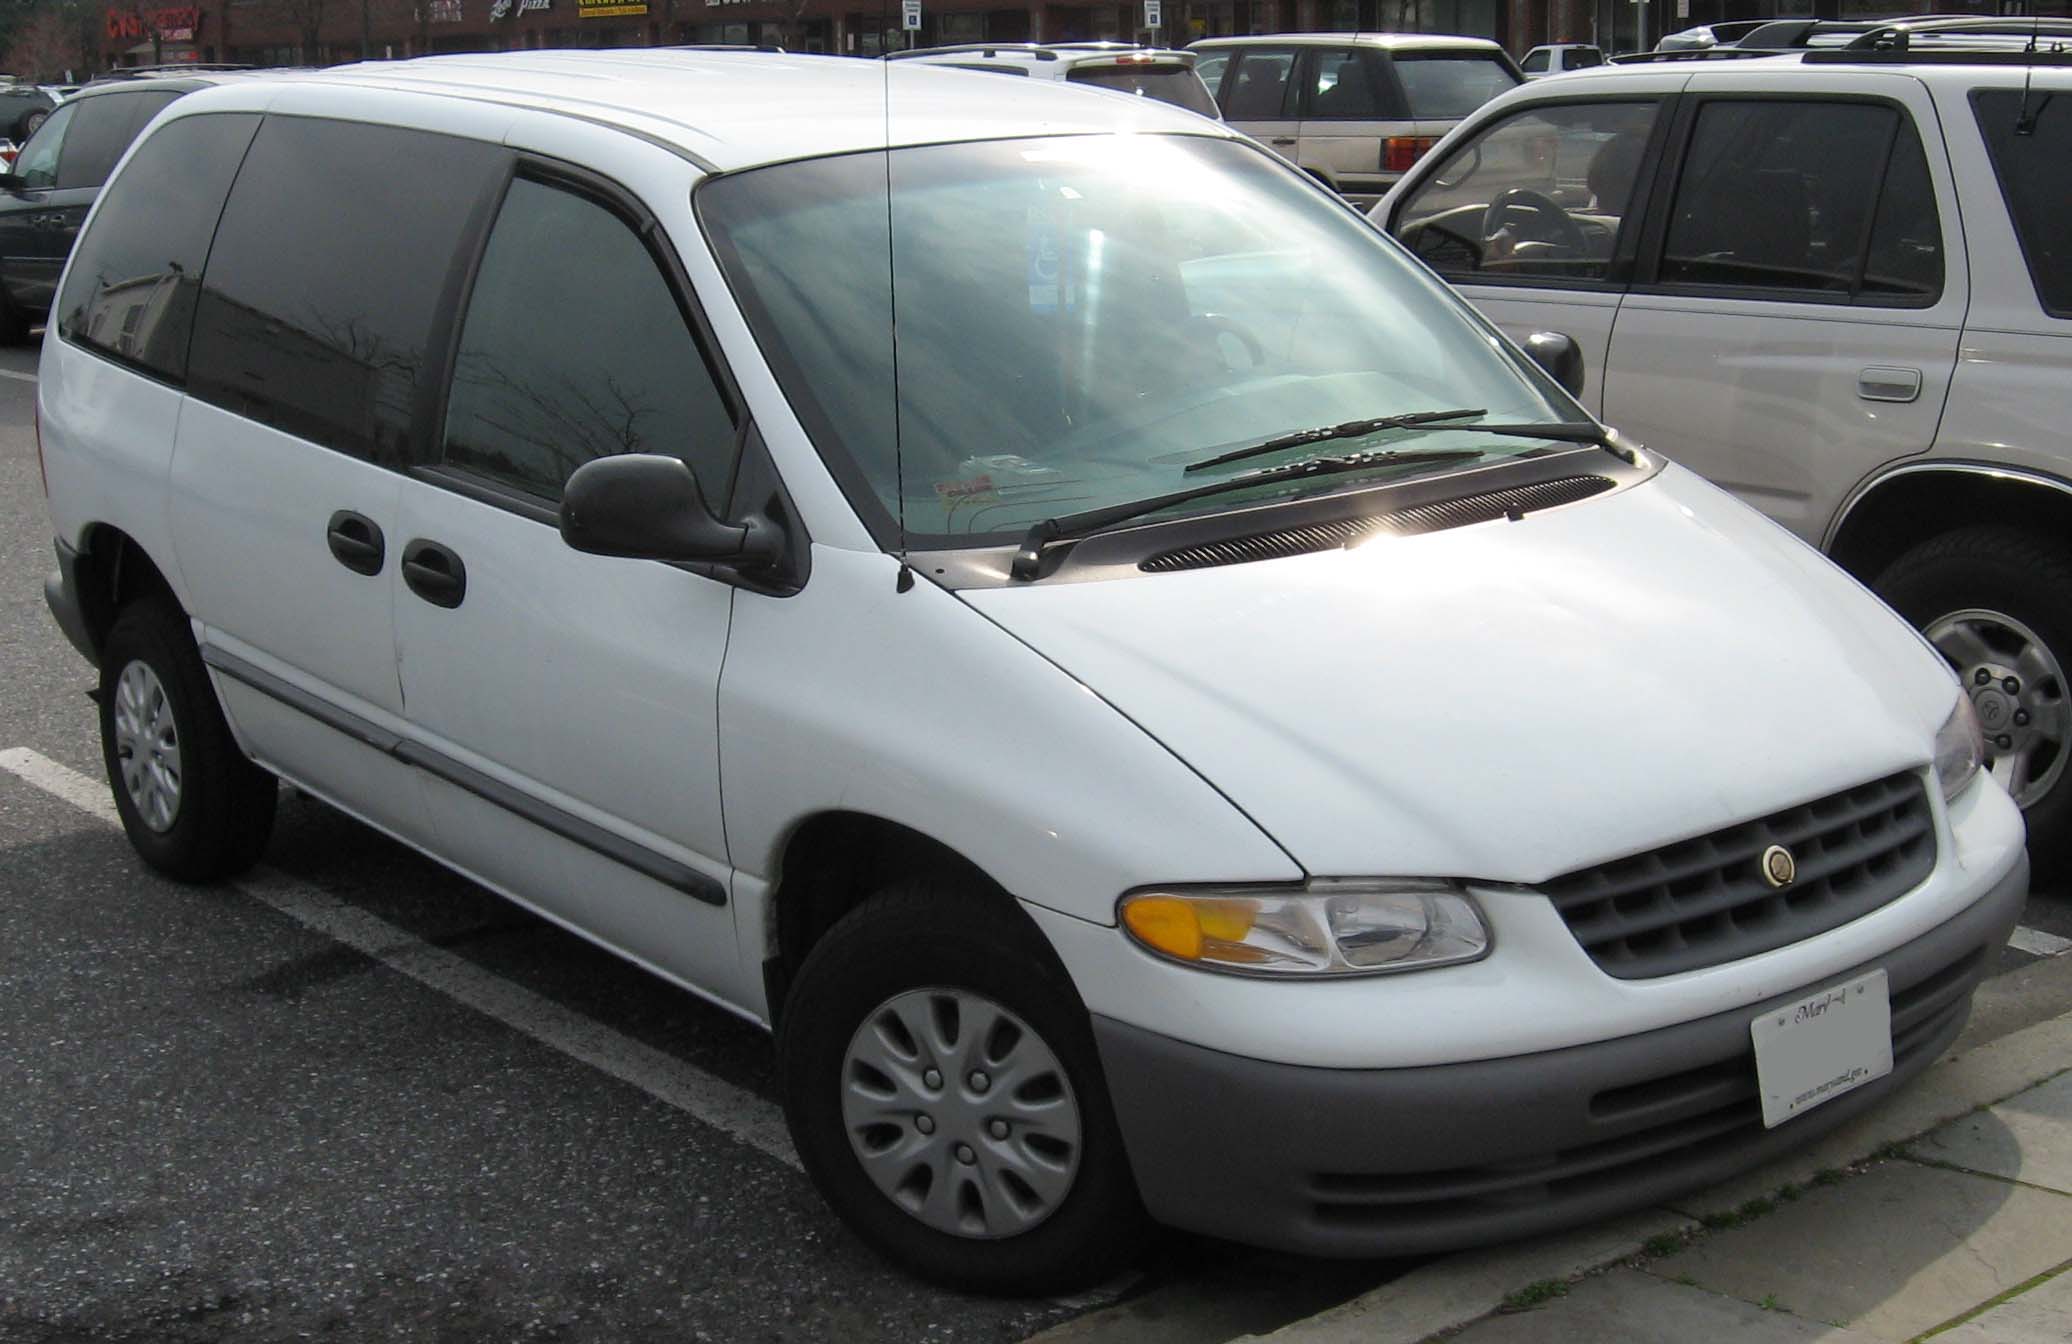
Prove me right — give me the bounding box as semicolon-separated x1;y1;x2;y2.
41;49;2026;1294
0;73;243;342
0;79;55;141
1378;15;2072;877
1190;32;1521;207
1521;42;1604;77
887;42;1218;117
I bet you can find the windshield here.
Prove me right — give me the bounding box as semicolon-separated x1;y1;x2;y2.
698;134;1570;548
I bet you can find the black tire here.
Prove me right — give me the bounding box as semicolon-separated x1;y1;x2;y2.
1874;525;2072;880
778;879;1152;1295
98;597;276;882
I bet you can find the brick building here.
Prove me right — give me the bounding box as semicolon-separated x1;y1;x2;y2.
95;0;2071;70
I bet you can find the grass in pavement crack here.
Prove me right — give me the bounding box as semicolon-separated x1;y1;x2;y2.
1497;1279;1570;1313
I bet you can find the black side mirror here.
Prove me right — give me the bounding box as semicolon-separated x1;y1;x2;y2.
560;453;780;566
1521;330;1585;399
0;172;27;193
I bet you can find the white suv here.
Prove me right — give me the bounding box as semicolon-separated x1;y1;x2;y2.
38;49;2025;1294
886;42;1219;117
1379;17;2072;878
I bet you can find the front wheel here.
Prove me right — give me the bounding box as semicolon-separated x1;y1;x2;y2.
777;880;1151;1294
1874;525;2071;879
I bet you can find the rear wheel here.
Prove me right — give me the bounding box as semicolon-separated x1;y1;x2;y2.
1875;526;2071;879
777;879;1151;1294
98;597;276;881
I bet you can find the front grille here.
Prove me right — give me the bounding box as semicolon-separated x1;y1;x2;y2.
1138;475;1614;572
1543;771;1936;979
1305;948;1977;1224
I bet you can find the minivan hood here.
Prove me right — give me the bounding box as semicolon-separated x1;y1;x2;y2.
959;465;1957;882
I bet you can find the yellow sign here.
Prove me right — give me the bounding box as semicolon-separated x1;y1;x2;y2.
578;0;648;15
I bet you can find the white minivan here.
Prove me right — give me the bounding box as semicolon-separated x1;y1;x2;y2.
39;51;2026;1295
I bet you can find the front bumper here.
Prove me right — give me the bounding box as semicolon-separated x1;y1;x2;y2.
44;537;96;663
1092;851;2026;1258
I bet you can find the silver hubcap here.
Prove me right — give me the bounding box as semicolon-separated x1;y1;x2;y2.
1928;608;2068;810
840;988;1081;1239
113;659;182;833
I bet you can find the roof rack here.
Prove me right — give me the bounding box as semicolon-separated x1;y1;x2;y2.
887;42;1064;61
666;43;787;53
1839;15;2072;49
1608;47;1779;64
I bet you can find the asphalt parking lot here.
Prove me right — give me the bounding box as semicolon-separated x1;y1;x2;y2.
2;333;2067;1343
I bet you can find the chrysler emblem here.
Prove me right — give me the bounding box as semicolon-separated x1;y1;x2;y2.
1761;844;1797;889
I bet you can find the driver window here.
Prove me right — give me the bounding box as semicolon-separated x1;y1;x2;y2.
1392;100;1659;284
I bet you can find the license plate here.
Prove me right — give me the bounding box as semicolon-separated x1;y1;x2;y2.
1751;969;1893;1129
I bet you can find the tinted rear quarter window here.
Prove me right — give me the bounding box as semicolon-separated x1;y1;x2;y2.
13;100;75;188
1972;89;2072;318
1223;50;1297;118
1390;55;1519;120
56;111;261;382
57;90;180;190
1067;65;1218;117
185;116;507;463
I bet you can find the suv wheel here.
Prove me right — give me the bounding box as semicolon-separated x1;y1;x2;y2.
98;597;277;881
777;880;1150;1294
1875;526;2070;878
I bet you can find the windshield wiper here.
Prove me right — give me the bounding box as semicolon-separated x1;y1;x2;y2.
1010;448;1485;581
1184;413;1615;474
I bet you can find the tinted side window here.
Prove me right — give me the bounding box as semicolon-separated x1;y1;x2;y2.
14;100;75;189
1224;50;1296;119
187;117;507;463
57;91;179;190
441;177;736;504
1394;100;1659;283
1306;49;1391;119
1973;89;2072;318
1389;56;1519;120
1660;100;1937;302
56;112;260;383
1193;52;1231;98
1861;127;1942;300
1521;50;1549;73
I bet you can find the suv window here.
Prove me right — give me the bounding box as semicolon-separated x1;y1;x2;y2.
13;100;74;189
441;176;736;504
1390;55;1518;120
55;112;261;383
1193;51;1230;97
1394;100;1660;283
1224;50;1297;119
57;90;180;190
1659;99;1941;303
1973;89;2071;318
1522;50;1549;73
1067;65;1218;118
1305;49;1393;120
186;116;507;464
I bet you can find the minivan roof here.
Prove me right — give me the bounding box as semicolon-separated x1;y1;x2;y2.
1190;32;1507;52
170;50;1235;174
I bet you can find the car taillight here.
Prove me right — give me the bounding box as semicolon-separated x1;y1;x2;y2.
1382;136;1438;173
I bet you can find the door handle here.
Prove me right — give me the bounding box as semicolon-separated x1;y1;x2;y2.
1857;367;1923;404
400;538;467;609
1270;136;1298;146
325;510;385;576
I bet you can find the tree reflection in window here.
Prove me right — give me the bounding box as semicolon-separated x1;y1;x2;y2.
441;178;735;505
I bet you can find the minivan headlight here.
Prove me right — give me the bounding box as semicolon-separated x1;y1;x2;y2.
1934;692;1984;801
1119;879;1489;977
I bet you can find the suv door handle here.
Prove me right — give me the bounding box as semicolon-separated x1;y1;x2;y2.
400;539;467;609
325;510;385;575
1269;136;1298;146
1858;367;1923;404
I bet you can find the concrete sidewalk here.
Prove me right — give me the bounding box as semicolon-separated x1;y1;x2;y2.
1245;1007;2072;1344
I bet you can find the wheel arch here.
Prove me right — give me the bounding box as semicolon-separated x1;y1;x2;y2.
762;810;1031;1025
70;523;181;661
1826;463;2072;583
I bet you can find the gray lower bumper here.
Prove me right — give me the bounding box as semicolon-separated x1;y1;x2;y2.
1093;855;2027;1258
44;537;96;663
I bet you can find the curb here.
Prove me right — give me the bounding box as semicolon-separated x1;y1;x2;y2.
1237;1004;2072;1344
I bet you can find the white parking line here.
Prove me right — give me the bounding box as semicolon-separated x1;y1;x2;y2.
0;746;800;1171
2009;925;2072;958
0;368;37;384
